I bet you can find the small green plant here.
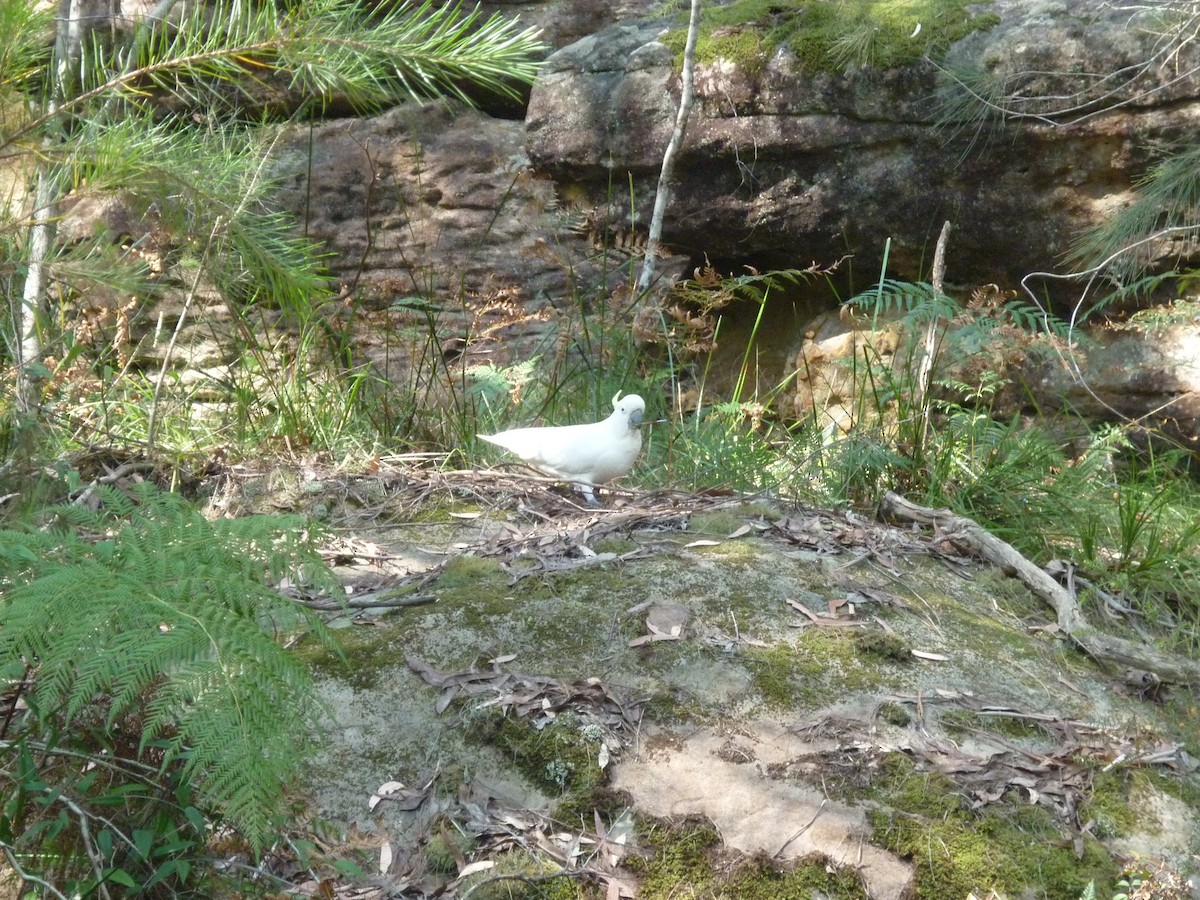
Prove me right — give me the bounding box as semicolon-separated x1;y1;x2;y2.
649;403;779;495
637;260;832;497
764;253;1200;645
1071;453;1200;642
797;269;1071;509
1113;870;1143;900
0;482;342;892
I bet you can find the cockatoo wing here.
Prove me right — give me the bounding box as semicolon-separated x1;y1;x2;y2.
479;394;646;489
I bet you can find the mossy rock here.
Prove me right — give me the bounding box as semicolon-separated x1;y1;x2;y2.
854;629;911;663
662;0;1000;75
744;629;896;710
437;554;509;592
628;816;869;899
744;642;815;709
865;753;1120;898
487;712;608;798
299;495;1200;893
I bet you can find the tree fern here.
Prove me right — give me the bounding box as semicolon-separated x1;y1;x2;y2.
0;483;340;855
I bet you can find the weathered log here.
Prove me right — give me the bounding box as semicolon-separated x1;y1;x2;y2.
881;491;1200;687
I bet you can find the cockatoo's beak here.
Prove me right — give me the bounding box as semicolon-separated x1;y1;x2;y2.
629;408;644;427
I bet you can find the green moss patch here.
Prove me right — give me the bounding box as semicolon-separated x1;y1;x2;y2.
745;642;816;708
746;628;898;710
626;818;721;895
866;754;1120;898
662;0;1000;75
437;554;509;592
626;817;868;899
425;824;476;874
720;853;871;900
854;629;911;663
457;849;583;900
487;712;608;798
688;510;758;539
1082;769;1144;839
939;708;1047;745
877;700;912;727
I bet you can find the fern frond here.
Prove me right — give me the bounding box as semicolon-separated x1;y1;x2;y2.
0;484;340;851
846;280;956;322
844;279;1071;340
1081;271;1188;321
996;300;1070;339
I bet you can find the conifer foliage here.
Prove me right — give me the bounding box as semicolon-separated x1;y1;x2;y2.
0;483;341;891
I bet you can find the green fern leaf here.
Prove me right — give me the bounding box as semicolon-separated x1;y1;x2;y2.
0;484;340;851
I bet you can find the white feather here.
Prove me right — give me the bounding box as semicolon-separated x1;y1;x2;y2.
479;393;646;503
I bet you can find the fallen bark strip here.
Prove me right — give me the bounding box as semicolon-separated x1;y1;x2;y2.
881;491;1200;687
295;593;438;610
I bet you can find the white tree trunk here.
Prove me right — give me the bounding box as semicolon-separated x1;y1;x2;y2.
16;0;85;413
16;170;62;415
636;0;702;296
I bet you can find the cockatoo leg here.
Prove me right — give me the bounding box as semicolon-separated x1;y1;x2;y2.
575;483;601;507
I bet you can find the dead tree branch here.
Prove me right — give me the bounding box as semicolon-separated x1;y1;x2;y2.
882;491;1200;686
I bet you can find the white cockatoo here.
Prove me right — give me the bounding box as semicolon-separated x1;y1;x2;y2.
479;392;646;505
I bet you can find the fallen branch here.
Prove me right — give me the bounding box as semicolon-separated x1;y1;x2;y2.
295;593;437;610
881;491;1200;687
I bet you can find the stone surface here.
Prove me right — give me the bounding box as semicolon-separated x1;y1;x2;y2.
228;473;1200;896
266;0;678;310
1029;322;1200;448
264;1;681;320
613;720;916;900
482;0;663;54
788;308;1200;447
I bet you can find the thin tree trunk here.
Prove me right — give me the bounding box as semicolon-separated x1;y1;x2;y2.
914;220;951;450
915;220;950;404
16;0;85;414
16;174;56;415
636;0;702;296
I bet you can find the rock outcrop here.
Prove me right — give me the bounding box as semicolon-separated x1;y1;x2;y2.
1029;320;1200;449
525;0;1200;298
791;308;1200;448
